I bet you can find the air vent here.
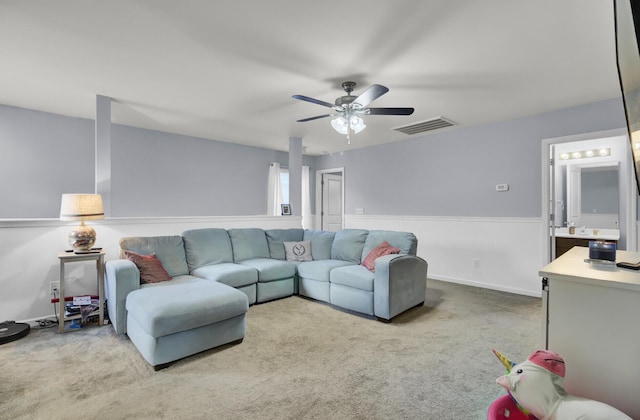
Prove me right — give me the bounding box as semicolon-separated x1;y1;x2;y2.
393;117;455;135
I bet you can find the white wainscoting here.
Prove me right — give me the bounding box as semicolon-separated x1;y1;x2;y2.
1;216;302;323
345;215;544;298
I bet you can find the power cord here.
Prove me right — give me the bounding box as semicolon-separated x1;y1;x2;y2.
33;290;61;329
33;318;58;329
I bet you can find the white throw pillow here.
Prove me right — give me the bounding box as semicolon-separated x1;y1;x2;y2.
283;241;313;262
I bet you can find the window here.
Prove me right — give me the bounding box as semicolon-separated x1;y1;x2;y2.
279;169;289;206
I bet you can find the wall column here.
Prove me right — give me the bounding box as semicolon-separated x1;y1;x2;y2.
95;95;111;216
288;137;302;217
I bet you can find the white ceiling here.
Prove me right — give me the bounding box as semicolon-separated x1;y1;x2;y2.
0;1;621;156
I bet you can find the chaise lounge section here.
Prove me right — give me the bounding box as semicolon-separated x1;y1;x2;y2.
105;228;427;368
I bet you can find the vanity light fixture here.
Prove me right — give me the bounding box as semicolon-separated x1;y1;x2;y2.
559;148;611;160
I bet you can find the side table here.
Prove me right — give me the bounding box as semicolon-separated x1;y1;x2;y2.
57;250;105;333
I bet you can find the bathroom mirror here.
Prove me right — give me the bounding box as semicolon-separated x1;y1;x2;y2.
566;163;620;229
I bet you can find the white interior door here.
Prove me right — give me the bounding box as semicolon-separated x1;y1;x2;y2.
322;173;343;231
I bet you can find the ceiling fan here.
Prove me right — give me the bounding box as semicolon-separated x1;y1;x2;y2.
292;81;414;144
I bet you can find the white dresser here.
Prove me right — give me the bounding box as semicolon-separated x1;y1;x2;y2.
539;246;640;419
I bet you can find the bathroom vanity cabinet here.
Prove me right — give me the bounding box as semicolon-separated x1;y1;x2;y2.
553;228;619;258
554;237;618;258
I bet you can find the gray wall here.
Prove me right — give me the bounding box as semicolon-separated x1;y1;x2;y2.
110;124;307;217
0;97;626;219
0;104;315;218
316;98;627;217
0;104;95;218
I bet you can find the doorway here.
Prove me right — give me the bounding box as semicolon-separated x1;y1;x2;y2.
541;128;636;263
315;167;344;231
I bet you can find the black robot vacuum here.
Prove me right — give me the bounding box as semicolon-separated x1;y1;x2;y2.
0;321;30;345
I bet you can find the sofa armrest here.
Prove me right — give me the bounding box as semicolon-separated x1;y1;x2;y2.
373;254;428;320
105;259;141;335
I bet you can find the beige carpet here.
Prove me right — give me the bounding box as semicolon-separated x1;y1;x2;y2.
0;280;541;419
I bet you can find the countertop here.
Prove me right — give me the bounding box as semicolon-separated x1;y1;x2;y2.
553;227;620;241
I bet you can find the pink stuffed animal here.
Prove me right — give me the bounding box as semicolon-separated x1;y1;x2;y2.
495;350;631;420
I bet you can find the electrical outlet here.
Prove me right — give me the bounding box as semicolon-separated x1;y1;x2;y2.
49;281;60;295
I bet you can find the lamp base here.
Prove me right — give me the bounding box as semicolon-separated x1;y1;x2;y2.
68;224;96;251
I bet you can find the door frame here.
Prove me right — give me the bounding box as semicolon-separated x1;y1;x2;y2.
315;167;344;231
541;127;635;266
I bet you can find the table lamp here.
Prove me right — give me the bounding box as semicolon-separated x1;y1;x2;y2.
60;194;104;251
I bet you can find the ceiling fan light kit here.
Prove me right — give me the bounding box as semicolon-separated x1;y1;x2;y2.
293;81;414;144
331;115;366;135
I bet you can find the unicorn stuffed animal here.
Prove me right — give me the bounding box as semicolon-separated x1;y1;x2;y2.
496;350;631;420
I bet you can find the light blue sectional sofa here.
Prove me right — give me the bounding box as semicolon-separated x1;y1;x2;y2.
105;228;427;368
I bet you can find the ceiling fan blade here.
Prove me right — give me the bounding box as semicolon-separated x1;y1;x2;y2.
292;94;336;109
366;107;415;116
296;114;332;122
353;84;389;108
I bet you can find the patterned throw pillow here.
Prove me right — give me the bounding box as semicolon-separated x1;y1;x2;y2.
283;241;313;262
361;241;401;272
124;250;172;284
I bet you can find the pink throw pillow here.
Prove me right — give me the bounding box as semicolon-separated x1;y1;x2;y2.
124;250;172;284
361;241;401;272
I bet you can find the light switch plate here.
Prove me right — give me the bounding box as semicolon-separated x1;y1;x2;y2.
496;184;509;192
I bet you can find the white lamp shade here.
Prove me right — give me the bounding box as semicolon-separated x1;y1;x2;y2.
350;116;366;133
331;116;349;135
60;194;104;221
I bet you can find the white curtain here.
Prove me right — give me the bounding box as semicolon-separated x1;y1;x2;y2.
301;165;311;228
267;162;281;216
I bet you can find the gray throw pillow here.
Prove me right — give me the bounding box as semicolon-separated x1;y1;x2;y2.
283;241;313;262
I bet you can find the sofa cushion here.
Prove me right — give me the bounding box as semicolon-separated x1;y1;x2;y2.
238;258;296;282
361;241;401;271
330;265;375;292
362;230;417;258
303;230;336;261
297;260;354;282
182;228;233;271
331;229;369;264
191;263;257;288
228;228;270;261
126;280;248;338
124;251;172;284
284;241;313;262
120;236;189;277
265;229;304;260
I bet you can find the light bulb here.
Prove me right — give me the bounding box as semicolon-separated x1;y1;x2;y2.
331;117;348;135
349;116;366;133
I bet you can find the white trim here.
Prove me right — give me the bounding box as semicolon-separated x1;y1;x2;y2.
541;128;635;267
346;214;540;224
0;215;298;229
429;274;542;298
